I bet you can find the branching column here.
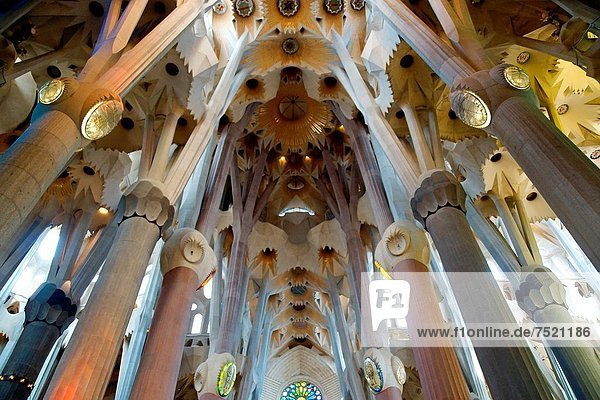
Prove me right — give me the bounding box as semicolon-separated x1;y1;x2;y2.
216;150;277;355
375;0;600;269
0;283;76;400
330;103;394;234
44;180;173;400
237;281;270;399
130;228;214;400
0;111;79;264
411;171;554;400
451;65;600;270
327;275;367;400
0;79;122;271
196;104;258;235
130;108;257;398
516;266;600;399
0;0;207;272
317;148;363;310
375;221;470;400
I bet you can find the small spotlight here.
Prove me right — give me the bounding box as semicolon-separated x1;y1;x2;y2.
279;156;287;162
98;207;110;215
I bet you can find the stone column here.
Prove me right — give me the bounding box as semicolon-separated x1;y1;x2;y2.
450;64;600;270
375;0;600;268
411;170;554;400
214;236;249;355
374;221;470;400
0;78;122;266
516;266;600;399
328;275;367;400
0;283;76;400
237;281;269;399
130;228;215;400
43;180;173;400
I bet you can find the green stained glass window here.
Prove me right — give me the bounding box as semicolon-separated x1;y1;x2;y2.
280;381;323;400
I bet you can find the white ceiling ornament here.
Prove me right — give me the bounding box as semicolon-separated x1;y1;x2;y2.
446;136;498;198
357;194;377;226
83;147;132;211
68;162;104;204
176;18;219;77
277;242;320;273
483;149;556;222
214;208;233;236
361;15;399;75
482;148;524;199
248;222;288;273
307;219;347;258
279;195;316;224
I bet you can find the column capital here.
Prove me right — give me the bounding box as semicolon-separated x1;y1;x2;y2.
410;170;466;228
32;77;123;141
123;180;174;234
363;348;406;395
24;283;77;333
160;228;216;287
194;352;237;399
374;220;430;269
516;266;568;318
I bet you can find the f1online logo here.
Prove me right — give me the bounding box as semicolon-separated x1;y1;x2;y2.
369;280;410;331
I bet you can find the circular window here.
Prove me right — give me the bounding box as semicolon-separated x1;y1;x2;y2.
280;381;323;400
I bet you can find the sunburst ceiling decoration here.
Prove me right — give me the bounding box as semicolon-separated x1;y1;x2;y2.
260;0;320;34
257;69;331;151
243;35;336;75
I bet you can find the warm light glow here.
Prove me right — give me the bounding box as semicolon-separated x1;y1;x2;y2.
279;156;287;162
98;207;109;215
338;124;345;132
304;155;311;161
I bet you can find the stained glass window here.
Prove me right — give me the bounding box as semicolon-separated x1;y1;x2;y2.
280;381;323;400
